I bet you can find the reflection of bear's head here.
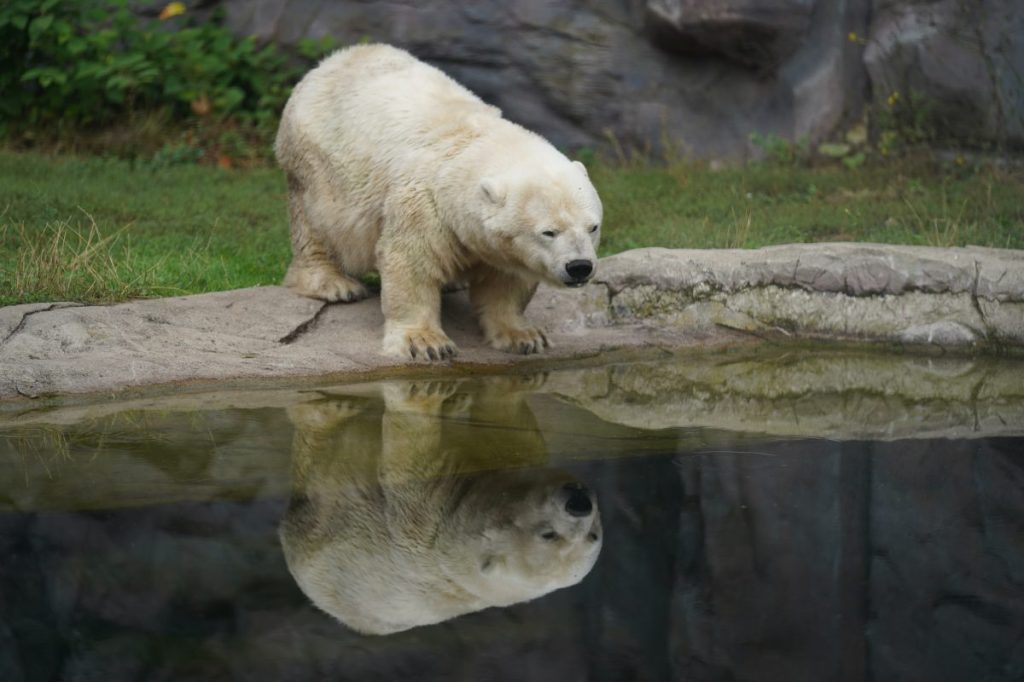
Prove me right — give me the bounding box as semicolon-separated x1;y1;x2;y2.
441;470;602;609
279;380;602;636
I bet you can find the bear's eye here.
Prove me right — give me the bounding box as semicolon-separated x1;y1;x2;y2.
540;530;558;541
541;230;557;238
588;532;600;542
589;224;599;233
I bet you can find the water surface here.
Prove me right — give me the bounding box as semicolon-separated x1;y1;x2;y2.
1;352;1022;681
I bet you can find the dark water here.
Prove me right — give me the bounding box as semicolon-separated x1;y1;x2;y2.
1;355;1023;682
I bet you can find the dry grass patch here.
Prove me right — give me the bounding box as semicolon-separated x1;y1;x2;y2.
0;210;171;304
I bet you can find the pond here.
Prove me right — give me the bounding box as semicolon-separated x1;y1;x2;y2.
1;350;1023;682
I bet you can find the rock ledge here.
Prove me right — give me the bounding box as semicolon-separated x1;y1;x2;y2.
1;243;1022;403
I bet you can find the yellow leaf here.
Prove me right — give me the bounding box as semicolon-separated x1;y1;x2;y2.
159;2;186;21
190;94;210;116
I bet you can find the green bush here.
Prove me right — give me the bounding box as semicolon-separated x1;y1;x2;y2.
0;0;335;136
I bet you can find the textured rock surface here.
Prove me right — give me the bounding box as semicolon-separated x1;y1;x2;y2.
592;243;1024;348
864;0;1024;147
216;0;869;157
1;243;1023;403
206;0;1024;153
646;0;818;69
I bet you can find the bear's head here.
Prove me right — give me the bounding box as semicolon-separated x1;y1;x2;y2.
478;155;602;288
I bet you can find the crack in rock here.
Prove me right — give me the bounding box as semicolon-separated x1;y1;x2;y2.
970;259;990;336
2;303;85;347
278;302;330;344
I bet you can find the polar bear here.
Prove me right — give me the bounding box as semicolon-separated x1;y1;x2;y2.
275;44;603;360
279;378;603;635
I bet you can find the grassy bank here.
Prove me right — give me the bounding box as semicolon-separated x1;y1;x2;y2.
2;150;1022;306
0;151;288;305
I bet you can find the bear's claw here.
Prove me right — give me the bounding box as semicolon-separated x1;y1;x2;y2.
392;329;458;362
489;326;550;355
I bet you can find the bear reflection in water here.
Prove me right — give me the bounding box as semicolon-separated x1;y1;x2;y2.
279;376;602;635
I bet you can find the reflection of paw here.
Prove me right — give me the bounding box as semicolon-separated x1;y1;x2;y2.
488;325;550;355
478;372;549;400
507;371;550;392
383;326;458;361
441;391;474;416
404;380;459;401
287;398;364;430
382;381;458;414
286;266;368;303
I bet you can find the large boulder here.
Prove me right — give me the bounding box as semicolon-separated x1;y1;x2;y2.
645;0;818;70
218;0;869;158
864;0;1024;148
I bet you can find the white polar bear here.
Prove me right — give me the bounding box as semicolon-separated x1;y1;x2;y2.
275;44;603;360
279;379;603;635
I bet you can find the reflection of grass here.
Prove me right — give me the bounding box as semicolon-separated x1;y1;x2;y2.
2;150;1022;306
3;428;73;483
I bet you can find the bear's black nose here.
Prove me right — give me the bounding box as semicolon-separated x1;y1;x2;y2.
565;259;594;282
563;482;593;517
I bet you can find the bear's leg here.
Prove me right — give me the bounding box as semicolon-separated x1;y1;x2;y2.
378;254;457;361
283;191;369;303
470;268;549;355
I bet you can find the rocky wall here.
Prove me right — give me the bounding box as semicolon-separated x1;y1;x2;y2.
206;0;1023;155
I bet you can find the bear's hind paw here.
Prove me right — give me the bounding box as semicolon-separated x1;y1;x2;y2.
285;266;369;303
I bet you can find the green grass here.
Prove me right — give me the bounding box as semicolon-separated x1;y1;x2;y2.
1;150;1022;306
1;151;289;306
592;158;1024;253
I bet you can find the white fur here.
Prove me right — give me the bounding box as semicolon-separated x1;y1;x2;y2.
275;44;603;359
279;380;603;635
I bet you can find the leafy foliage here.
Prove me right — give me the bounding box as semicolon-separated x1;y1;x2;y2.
0;0;336;136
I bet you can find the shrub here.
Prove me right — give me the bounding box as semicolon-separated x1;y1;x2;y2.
0;0;335;137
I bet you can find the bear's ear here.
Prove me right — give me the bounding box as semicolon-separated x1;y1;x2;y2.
573;160;589;178
480;178;506;206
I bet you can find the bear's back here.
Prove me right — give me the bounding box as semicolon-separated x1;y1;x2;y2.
279;44;499;168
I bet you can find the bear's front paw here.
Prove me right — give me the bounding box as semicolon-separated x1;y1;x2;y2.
488;326;550;355
384;327;458;361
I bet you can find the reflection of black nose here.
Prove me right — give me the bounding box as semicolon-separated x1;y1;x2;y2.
565;260;593;281
563;482;593;517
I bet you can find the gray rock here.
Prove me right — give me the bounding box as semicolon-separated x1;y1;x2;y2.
864;0;1024;147
646;0;818;70
899;320;980;346
1;244;1022;403
188;0;1024;153
216;0;869;157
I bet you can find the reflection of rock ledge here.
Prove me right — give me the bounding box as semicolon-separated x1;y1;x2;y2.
1;350;1021;513
539;351;1024;442
1;243;1022;403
